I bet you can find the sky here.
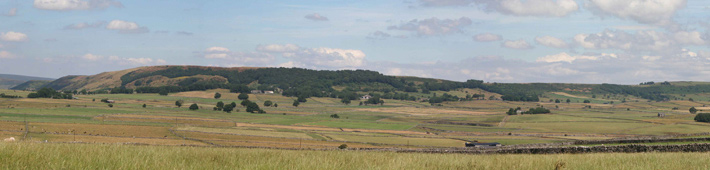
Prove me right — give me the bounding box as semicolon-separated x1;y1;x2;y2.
1;0;710;84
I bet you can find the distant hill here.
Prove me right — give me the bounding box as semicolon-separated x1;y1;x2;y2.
10;80;52;90
39;65;710;102
0;74;54;89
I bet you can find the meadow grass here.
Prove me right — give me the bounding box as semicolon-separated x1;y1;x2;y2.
2;142;710;169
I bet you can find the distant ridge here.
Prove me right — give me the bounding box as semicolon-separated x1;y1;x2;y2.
0;74;54;89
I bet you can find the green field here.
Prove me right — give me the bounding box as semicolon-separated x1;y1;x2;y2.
2;142;710;169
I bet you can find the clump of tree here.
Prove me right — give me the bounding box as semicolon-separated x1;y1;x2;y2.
109;87;133;94
241;100;263;113
690;107;698;114
506;107;522;115
694;113;710;122
175;100;184;108
27;88;73;99
366;97;385;105
189;103;199;110
0;93;21;98
238;93;249;100
264;100;273;107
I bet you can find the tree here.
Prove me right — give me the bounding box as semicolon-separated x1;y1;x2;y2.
108;104;113;108
158;89;168;96
554;99;561;103
189;103;199;110
238;93;249;100
583;100;591;103
341;98;351;105
264;100;273;107
214;93;221;99
241;100;251;107
216;101;224;110
566;99;571;103
330;114;340;118
695;113;710;122
338;144;348;149
293;100;300;107
175;100;183;108
142;104;146;108
274;103;278;107
690;107;698;114
297;96;307;103
246;102;261;113
230;102;237;108
223;104;234;113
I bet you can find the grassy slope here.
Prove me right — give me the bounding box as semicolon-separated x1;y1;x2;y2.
1;142;709;169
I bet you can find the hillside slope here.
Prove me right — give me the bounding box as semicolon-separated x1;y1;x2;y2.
0;74;54;89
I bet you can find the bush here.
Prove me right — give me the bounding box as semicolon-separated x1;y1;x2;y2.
694;113;710;122
264;100;273;107
690;107;698;114
238;93;249;100
189;104;199;110
338;144;348;149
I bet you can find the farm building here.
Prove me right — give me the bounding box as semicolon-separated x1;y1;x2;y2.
361;95;372;100
250;90;262;94
264;91;275;94
465;142;501;148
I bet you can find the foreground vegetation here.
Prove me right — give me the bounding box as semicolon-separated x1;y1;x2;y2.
2;142;710;169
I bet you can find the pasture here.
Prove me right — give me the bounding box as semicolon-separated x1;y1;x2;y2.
2;89;710;149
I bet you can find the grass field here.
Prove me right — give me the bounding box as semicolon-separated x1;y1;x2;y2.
3;142;710;169
2;88;710;150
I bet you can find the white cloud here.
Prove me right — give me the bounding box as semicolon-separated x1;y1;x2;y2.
106;20;149;34
388;17;473;36
63;21;106;30
81;53;102;61
200;47;275;65
673;31;705;45
573;30;670;52
4;8;17;16
535;36;568;48
536;52;598;63
641;55;662;61
473;33;502;42
206;47;230;53
255;44;301;53
586;0;687;25
0;31;28;42
475;0;579;17
0;51;16;59
304;13;329;21
501;39;533;49
419;0;473;7
284;47;367;68
79;53;166;66
33;0;122;11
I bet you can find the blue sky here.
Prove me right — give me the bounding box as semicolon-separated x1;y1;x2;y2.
1;0;710;84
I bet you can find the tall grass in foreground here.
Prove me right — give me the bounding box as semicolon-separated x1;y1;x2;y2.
1;142;710;169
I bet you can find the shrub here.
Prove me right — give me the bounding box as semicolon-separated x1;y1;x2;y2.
690;107;698;114
264;100;273;107
238;93;249;100
189;104;199;110
694;113;710;122
338;144;348;149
